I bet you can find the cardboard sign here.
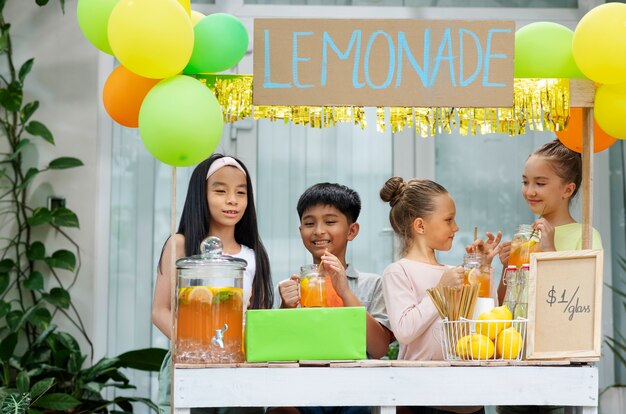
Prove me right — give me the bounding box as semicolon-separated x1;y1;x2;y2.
526;250;603;360
253;19;515;107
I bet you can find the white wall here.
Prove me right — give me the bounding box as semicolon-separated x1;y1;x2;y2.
5;0;101;358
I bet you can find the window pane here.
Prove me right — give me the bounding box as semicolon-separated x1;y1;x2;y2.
244;0;577;7
256;118;394;285
434;131;554;268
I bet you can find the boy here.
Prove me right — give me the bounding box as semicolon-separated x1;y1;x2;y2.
278;182;391;359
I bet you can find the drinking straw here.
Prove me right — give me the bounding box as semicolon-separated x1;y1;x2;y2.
529;204;546;241
473;226;478;253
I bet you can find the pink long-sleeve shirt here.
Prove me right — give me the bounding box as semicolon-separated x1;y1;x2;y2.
382;258;447;361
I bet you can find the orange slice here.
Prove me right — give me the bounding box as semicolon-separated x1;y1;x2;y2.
188;286;213;304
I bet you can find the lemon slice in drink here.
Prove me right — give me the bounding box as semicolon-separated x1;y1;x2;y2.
188;286;213;304
467;268;478;284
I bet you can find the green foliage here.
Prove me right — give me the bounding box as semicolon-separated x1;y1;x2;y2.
0;2;164;413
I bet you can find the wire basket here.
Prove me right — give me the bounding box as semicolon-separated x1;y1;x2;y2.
440;318;528;361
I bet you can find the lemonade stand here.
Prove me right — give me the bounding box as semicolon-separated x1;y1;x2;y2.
76;1;621;412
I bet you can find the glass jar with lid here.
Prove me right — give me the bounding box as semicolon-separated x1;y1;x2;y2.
175;236;246;364
509;224;541;268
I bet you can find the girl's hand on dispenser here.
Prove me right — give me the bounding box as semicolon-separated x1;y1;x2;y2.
278;275;300;308
320;250;350;298
498;240;511;266
533;218;556;252
438;266;464;289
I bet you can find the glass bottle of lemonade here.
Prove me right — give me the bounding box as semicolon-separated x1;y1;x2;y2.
175;237;246;364
509;224;541;268
502;265;519;317
463;253;491;298
514;264;530;319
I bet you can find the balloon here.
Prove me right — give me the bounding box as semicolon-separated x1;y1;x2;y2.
555;108;618;153
515;22;584;78
176;0;190;15
108;0;194;79
184;13;249;74
190;10;205;26
139;76;224;166
594;83;626;139
76;0;119;55
102;65;160;128
572;3;626;84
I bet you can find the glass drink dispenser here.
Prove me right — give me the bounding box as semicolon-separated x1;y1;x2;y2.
174;237;246;364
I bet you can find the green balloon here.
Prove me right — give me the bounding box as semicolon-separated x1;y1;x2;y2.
184;13;249;74
139;76;224;167
77;0;118;55
515;22;585;79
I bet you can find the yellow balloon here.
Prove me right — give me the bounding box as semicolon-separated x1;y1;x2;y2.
190;10;205;26
573;3;626;84
176;0;191;15
594;83;626;140
108;0;194;79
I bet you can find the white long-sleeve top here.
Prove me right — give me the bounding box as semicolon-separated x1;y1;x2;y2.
382;258;448;361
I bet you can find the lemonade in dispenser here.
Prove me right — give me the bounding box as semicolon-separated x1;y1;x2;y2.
174;237;246;364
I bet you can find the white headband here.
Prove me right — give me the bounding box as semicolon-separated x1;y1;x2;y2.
206;157;247;179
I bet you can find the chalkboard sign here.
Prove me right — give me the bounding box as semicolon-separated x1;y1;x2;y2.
526;250;603;360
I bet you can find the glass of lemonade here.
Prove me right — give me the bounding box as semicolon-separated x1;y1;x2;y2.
463;253;491;298
175;237;246;364
509;224;541;268
299;264;327;307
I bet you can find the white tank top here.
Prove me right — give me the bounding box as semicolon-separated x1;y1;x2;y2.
232;244;256;309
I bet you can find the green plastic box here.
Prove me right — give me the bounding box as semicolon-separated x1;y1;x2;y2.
245;307;367;362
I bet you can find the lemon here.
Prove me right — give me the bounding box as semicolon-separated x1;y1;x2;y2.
466;268;478;284
476;305;513;340
188;286;213;304
456;334;495;360
496;327;523;359
178;287;191;304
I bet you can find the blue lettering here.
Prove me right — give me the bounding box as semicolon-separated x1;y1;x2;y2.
263;29;292;89
429;28;456;87
293;31;314;88
364;30;395;90
459;28;482;87
321;31;364;88
483;28;511;87
396;30;429;87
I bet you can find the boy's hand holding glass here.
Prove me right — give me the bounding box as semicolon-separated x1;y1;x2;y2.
278;275;300;308
438;266;464;289
320;250;350;298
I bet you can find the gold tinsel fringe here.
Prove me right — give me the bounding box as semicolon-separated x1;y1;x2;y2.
200;75;570;136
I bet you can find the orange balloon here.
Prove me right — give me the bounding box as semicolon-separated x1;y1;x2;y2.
555;108;618;153
103;65;161;128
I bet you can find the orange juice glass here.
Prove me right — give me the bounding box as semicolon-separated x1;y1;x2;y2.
300;264;326;307
463;253;491;298
509;224;541;268
174;237;246;364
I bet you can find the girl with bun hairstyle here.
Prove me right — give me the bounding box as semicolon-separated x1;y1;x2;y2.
380;177;501;414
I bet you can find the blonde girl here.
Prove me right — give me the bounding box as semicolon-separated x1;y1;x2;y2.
380;177;500;414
